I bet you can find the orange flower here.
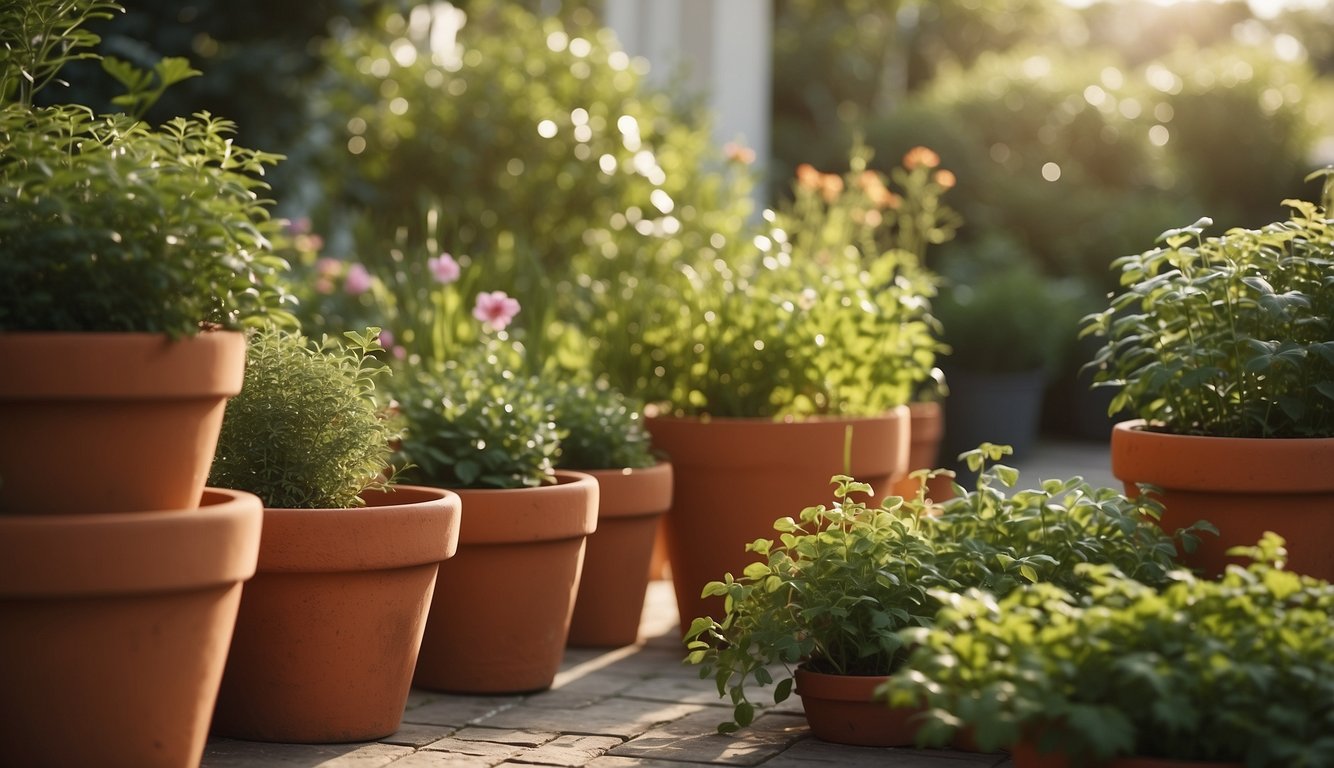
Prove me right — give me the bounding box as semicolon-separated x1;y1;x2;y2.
903;146;940;170
819;172;844;202
858;170;899;209
724;141;756;165
795;163;821;189
933;169;957;190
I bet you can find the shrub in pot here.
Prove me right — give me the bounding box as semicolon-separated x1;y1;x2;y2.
685;444;1193;745
639;145;956;628
395;355;597;694
1082;183;1334;579
0;0;292;516
551;381;673;648
883;533;1334;767
207;328;461;743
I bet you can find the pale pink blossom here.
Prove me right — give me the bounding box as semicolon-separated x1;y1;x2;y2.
428;252;461;284
344;263;372;295
378;329;396;348
472;290;521;331
316;257;342;276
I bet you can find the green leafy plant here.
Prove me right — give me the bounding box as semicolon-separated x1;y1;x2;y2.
208;328;400;509
393;356;561;490
684;444;1191;734
0;0;292;336
1081;181;1334;438
647;145;954;418
549;381;655;471
883;534;1334;766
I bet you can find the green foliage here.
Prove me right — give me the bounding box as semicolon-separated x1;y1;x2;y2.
884;534;1334;766
394;357;560;490
309;0;753;384
549;381;655;471
685;446;1190;734
0;0;293;336
209;328;399;509
0;0;121;107
646;145;953;417
1082;190;1334;438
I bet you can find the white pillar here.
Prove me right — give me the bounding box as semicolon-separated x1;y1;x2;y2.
604;0;772;207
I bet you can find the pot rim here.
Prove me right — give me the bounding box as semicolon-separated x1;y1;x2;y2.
1111;419;1334;492
449;470;599;544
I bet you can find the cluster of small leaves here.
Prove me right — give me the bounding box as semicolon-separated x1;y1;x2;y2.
208;328;400;509
0;0;121;108
684;476;950;733
917;443;1209;595
0;7;293;338
548;380;656;471
1082;181;1334;438
393;355;560;490
883;534;1334;767
652;146;953;418
684;444;1197;735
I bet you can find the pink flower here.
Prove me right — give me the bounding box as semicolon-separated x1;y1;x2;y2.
344;263;372;296
428;252;461;284
472;290;521;331
316;257;342;276
378;329;396;348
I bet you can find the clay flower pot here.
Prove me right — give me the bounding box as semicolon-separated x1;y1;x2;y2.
890;400;953;501
0;488;262;768
211;485;462;743
1111;420;1334;580
414;470;598;693
646;409;910;630
0;331;246;515
795;667;923;747
567;462;673;647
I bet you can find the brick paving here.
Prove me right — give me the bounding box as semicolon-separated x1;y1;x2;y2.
202;580;1013;768
201;441;1107;767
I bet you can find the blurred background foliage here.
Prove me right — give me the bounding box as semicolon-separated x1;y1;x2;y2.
48;0;1334;433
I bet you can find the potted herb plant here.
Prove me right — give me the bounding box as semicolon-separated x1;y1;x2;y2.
0;0;292;516
884;533;1334;767
0;3;279;766
395;355;598;694
1082;182;1334;580
686;444;1191;746
643;145;956;629
206;328;461;743
551;381;673;648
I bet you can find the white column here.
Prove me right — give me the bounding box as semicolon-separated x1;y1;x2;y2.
604;0;772;206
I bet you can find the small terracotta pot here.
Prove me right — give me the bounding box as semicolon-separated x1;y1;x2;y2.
889;400;954;501
795;667;921;747
1111;420;1334;580
414;471;598;693
211;485;462;743
647;410;910;632
567;462;673;647
0;488;262;768
0;331;246;515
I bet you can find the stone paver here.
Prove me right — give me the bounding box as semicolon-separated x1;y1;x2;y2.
479;696;708;740
379;723;458;748
402;692;524;727
760;738;1010;768
508;734;627;767
202;740;413;767
610;711;809;766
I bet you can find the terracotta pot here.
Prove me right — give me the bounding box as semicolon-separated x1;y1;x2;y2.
646;409;910;631
567;462;673;647
1111;420;1334;580
0;488;262;768
648;517;671;580
794;667;921;747
0;331;246;515
890;400;954;501
211;485;462;743
414;470;598;693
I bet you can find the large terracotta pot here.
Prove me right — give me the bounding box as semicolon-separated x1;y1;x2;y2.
567;462;673;647
1111;420;1334;580
414;471;598;693
0;488;262;768
889;400;954;501
646;409;910;630
0;331;246;515
211;485;462;743
795;667;921;747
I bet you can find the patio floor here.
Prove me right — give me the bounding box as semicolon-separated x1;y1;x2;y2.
201;439;1112;768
